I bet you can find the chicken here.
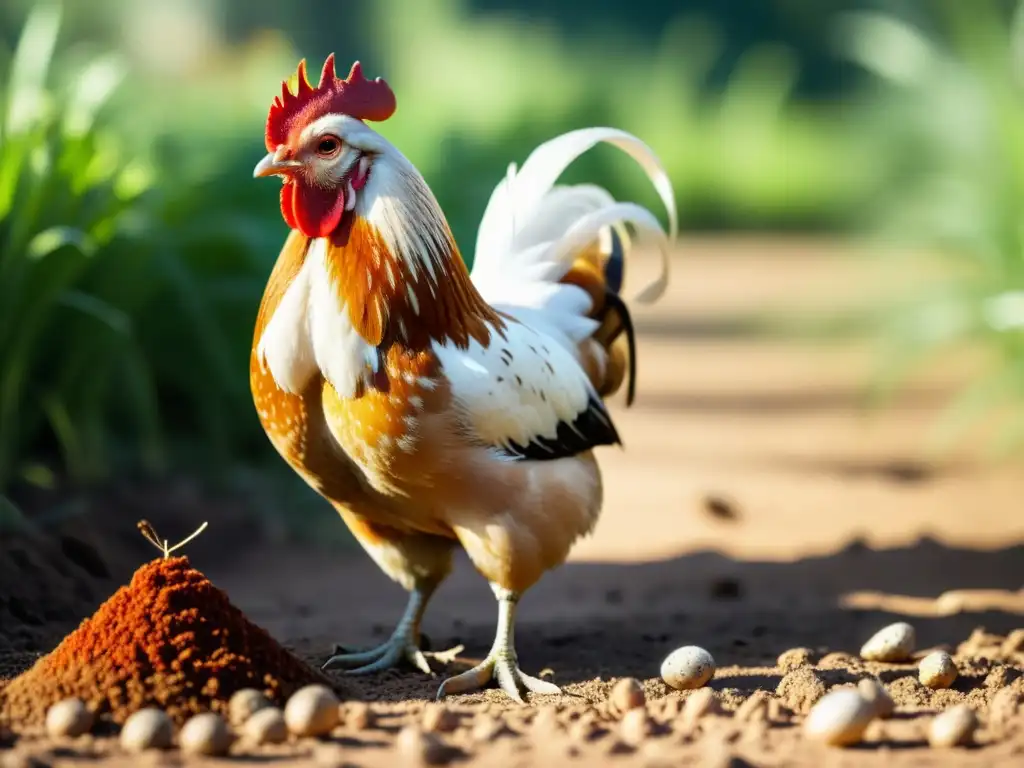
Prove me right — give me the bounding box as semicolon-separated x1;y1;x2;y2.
250;55;676;702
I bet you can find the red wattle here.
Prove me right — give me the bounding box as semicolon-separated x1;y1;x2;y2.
292;181;347;238
280;182;298;230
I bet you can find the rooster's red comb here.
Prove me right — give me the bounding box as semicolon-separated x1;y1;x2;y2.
265;55;396;151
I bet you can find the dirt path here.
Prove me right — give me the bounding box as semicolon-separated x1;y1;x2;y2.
2;238;1023;766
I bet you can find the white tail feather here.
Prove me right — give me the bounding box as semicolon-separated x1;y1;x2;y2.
471;127;677;336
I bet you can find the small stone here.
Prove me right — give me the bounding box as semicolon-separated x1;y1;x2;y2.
860;622;915;662
1000;629;1024;655
619;708;649;746
228;688;271;727
734;692;770;723
179;712;232;757
610;678;646;714
422;704;458;733
661;646;716;690
342;701;374;730
803;689;876;747
242;707;287;745
470;715;503;742
396;724;449;765
45;698;93;738
681;688;722;727
928;704;977;747
284;684;340;737
857;678;895;719
120;708;173;752
776;668;826;714
777;647;813;672
919;651;958;689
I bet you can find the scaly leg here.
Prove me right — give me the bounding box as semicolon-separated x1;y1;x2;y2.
322;582;462;675
435;584;560;703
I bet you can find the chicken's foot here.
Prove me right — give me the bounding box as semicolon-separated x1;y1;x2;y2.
435;585;560;703
322;584;462;675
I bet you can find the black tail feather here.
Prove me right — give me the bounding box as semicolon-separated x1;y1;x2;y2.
604;225;625;296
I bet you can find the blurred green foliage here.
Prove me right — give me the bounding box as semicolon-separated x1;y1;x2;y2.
832;0;1024;455
1;0;1023;523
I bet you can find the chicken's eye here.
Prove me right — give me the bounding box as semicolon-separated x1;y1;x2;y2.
316;136;341;157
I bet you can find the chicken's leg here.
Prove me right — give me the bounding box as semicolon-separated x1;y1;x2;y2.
322;581;462;675
435;584;560;702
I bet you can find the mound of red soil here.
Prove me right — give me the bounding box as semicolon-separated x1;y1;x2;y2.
0;556;329;729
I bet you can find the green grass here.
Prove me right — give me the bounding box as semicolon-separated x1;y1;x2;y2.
0;4;287;500
832;0;1024;455
0;3;159;490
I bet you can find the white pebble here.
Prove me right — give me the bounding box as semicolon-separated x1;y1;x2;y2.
45;698;93;738
919;651;958;689
284;684;340;737
242;707;288;745
660;646;716;690
857;678;895;719
179;712;232;756
860;622;916;662
120;708;173;752
803;689;876;746
928;704;977;747
228;688;271;726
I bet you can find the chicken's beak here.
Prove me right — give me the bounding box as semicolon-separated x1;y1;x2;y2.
253;148;302;179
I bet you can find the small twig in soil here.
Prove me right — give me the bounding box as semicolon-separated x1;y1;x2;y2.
137;519;209;559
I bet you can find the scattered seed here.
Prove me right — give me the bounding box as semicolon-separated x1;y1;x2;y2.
179;712;232;756
928;704;977;748
777;647;814;672
803;689;876;746
284;684;340;737
422;703;458;733
661;646;716;690
856;678;895;719
919;651;958;689
681;688;722;727
242;707;287;745
619;708;649;746
228;688;271;727
45;698;93;738
120;708;173;752
860;622;915;662
610;678;646;714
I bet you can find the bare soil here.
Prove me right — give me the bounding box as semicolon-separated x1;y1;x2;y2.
2;238;1023;766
